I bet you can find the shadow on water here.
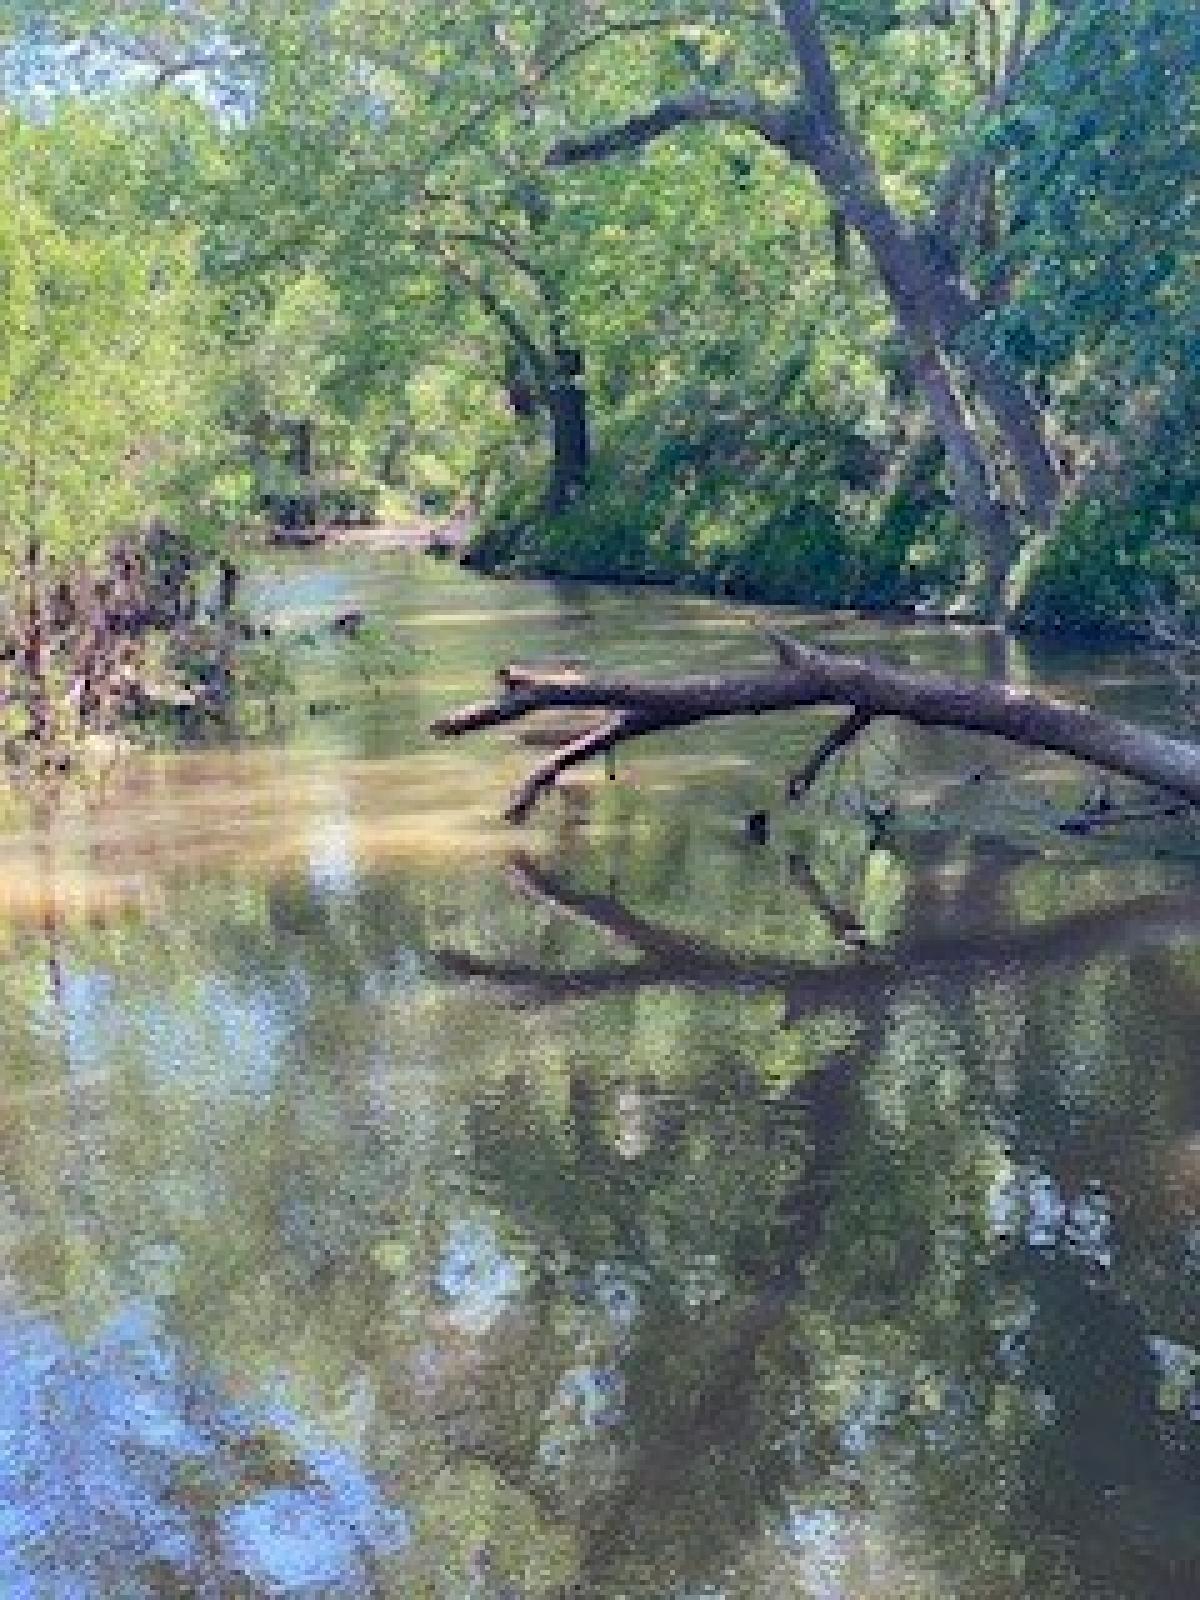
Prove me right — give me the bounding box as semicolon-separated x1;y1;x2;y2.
0;554;1196;1596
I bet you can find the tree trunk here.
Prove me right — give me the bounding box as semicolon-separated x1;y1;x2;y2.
908;346;1015;620
773;1;1062;602
799;133;1018;614
957;346;1060;528
504;347;539;420
432;632;1200;822
927;280;1061;527
544;1;1070;619
548;343;589;512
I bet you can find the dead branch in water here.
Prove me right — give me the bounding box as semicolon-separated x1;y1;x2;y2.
431;632;1200;823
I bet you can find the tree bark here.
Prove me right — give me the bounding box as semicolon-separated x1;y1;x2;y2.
435;240;590;516
908;346;1015;619
958;347;1060;527
432;632;1200;822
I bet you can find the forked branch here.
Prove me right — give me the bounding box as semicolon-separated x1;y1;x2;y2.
431;635;1200;822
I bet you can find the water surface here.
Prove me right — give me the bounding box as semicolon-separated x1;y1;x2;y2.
0;554;1197;1597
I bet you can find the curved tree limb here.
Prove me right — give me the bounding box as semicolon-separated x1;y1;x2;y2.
530;0;1065;615
548;88;796;166
434;249;551;384
431;633;1200;821
506;709;653;823
404;7;772;187
777;0;844;129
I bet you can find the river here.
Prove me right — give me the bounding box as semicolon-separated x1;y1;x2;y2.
0;551;1197;1597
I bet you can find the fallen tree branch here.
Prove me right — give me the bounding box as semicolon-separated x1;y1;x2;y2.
507;710;651;823
431;633;1200;823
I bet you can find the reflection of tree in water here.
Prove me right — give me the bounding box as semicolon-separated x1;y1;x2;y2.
447;843;1200;1597
0;809;1198;1596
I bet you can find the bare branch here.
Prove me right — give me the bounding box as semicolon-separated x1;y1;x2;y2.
149;48;246;88
432;249;551;383
433;632;1200;821
439;228;550;292
977;0;1002;90
1002;0;1038;85
415;7;771;182
776;0;843;130
72;14;256;91
506;711;653;823
930;9;1069;240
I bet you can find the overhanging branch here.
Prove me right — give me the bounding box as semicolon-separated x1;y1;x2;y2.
548;89;795;166
407;6;772;187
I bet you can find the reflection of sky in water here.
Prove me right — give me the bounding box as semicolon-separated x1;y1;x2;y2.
988;1166;1114;1268
309;816;358;899
591;1264;640;1338
1149;1335;1200;1420
436;1218;522;1333
221;1487;377;1593
53;969;292;1097
787;1506;849;1600
0;1303;408;1596
363;947;422;1005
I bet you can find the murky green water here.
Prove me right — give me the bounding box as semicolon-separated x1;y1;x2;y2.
0;553;1197;1598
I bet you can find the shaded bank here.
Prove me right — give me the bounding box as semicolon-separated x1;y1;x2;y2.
465;375;1200;641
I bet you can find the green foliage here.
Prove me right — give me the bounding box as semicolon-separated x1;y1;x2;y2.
0;106;229;565
1017;377;1200;636
2;0;1197;638
474;411;971;612
983;0;1199;395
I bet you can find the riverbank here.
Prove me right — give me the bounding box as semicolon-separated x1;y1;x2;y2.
460;519;1166;645
273;513;475;555
458;415;1198;642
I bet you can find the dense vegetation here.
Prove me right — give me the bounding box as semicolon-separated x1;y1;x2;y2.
1;0;1197;655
